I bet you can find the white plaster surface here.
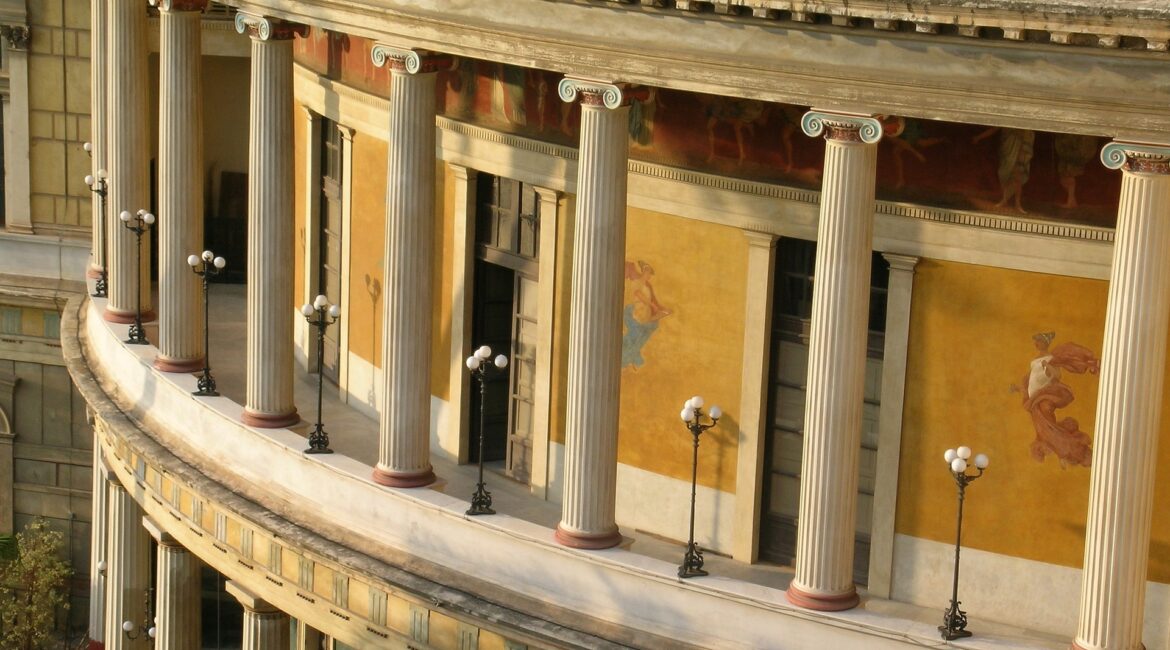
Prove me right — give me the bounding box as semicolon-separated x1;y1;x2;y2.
616;460;736;555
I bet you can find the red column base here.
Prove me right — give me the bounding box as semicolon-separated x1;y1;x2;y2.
87;639;104;650
786;582;860;611
102;307;157;324
86;265;103;279
154;356;204;373
241;409;300;429
554;524;622;550
372;465;436;488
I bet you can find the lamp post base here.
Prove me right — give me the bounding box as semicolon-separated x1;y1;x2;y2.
466;482;494;516
305;424;333;454
678;542;707;578
939;600;972;640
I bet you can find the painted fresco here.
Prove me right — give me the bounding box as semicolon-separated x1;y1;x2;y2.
621;260;671;370
1011;332;1098;468
898;260;1170;583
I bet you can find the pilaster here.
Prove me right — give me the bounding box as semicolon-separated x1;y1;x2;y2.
2;24;32;234
369;44;451;488
554;77;632;549
87;451;109;647
1073;141;1170;650
445;163;477;464
787;110;882;611
89;0;108;266
530;185;562;499
236;13;306;428
153;0;207;373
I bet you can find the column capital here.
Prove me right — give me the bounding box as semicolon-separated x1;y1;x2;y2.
234;13;307;41
370;44;452;74
558;77;634;109
1101;140;1170;174
881;253;920;273
148;0;208;11
801;110;883;144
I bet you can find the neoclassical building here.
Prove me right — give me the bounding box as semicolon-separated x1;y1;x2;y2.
66;1;1170;648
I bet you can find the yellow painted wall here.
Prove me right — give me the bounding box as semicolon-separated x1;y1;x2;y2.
347;133;387;368
616;208;746;493
293;109;306;308
897;259;1170;582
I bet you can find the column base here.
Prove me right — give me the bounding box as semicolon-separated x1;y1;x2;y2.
554;524;622;550
372;465;436;488
241;408;300;429
103;307;157;324
87;264;103;279
786;582;860;611
154;356;204;373
87;640;104;650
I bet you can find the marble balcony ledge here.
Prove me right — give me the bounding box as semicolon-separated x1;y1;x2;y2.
66;281;1068;650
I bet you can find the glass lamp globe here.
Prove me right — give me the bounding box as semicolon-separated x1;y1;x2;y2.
313;294;328;309
119;210;131;222
688;395;704;409
680;407;695;422
466;355;481;370
143;212;155;225
84;174;94;186
956;446;972;460
300;304;314;317
187;254;200;267
944;448;957;463
950;458;967;473
475;345;492;359
709;405;723;419
122;620;134;633
202;250;214;262
494;354;508;369
328;304;340;318
213;256;226;269
974;453;990;469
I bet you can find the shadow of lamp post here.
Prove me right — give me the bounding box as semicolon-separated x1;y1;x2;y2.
466;344;508;516
188;251;226;396
678;395;721;578
120;209;154;345
301;294;340;454
939;445;989;640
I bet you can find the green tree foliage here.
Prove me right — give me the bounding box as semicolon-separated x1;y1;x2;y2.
0;519;71;649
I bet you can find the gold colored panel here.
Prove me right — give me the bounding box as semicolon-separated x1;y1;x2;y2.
281;548;301;584
478;630;510;650
387;594;411;636
312;563;333;600
225;518;241;549
428;611;458;650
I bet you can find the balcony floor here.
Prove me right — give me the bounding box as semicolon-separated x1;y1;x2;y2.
130;282;1066;650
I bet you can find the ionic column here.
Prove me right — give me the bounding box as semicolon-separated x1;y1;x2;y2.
787;110;882;611
105;0;153;324
226;581;290;650
554;78;632;549
1073;142;1170;650
103;480;151;649
87;450;109;649
152;0;207;373
88;0;108;274
143;518;201;650
369;46;451;487
235;14;305;428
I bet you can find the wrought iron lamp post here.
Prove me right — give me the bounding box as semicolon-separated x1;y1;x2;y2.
678;395;721;578
120;209;155;345
82;142;109;298
465;345;508;516
121;586;156;642
939;445;989;640
300;295;340;454
188;251;226;396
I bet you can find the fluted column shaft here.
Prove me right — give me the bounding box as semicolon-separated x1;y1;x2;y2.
154;538;201;649
154;3;206;372
227;581;290;650
554;79;631;549
1073;143;1170;650
370;46;447;487
87;453;108;646
237;14;303;428
88;0;108;276
103;481;151;650
787;111;882;611
105;0;153;323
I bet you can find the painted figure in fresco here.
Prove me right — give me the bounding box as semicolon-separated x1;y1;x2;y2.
973;127;1036;213
621;260;671;370
884;117;947;189
629;87;666;152
1054;133;1099;209
490;63;527;126
1011;332;1098;468
703;97;768;164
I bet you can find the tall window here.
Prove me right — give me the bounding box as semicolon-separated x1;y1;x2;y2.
317;118;343;382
